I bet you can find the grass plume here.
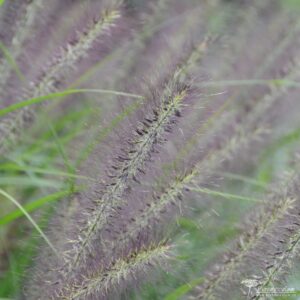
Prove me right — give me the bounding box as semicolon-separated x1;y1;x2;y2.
60;242;171;300
1;1;300;299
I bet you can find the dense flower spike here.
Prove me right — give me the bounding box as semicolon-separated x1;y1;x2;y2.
31;9;121;97
194;172;300;300
62;3;219;270
68;81;194;266
1;1;300;299
60;242;171;300
103;120;266;262
252;218;300;300
0;1;122;155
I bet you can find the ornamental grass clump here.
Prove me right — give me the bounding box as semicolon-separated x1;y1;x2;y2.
0;0;300;299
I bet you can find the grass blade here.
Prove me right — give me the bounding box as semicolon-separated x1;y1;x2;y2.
0;189;57;255
0;89;143;118
0;189;77;226
186;186;264;203
164;277;204;300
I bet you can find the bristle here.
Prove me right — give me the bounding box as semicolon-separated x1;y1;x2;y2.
1;1;300;300
0;2;123;155
194;173;300;300
59;242;171;300
68;81;195;268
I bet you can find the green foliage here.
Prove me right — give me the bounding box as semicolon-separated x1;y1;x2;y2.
280;0;300;10
0;89;142;118
164;277;204;300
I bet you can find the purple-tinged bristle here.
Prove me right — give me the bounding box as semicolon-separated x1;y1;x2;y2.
193;171;300;300
0;1;125;155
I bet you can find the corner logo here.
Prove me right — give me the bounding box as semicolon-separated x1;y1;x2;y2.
241;278;261;298
241;278;298;298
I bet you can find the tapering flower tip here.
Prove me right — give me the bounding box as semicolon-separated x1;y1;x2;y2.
192;175;299;300
114;0;214;92
97;0;170;88
60;242;172;300
31;4;122;97
133;0;219;94
0;1;124;154
1;1;77;104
